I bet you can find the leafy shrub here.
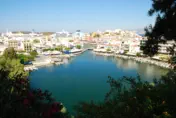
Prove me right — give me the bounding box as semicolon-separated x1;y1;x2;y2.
65;47;71;51
33;39;40;43
0;69;68;118
136;53;141;57
3;48;17;59
55;46;63;52
75;71;176;118
106;48;111;52
30;50;38;57
76;45;81;49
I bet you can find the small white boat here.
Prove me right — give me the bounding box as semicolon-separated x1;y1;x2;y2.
70;49;82;53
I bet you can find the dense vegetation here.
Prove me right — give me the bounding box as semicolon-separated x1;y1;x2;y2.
76;45;81;49
106;48;111;52
0;48;69;118
43;46;72;52
75;72;176;118
0;69;68;118
33;39;40;43
142;0;176;57
18;50;38;64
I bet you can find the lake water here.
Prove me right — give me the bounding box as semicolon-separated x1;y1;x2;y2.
30;51;168;112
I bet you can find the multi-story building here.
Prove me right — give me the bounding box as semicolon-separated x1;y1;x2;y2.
8;40;19;50
23;40;32;52
73;30;85;40
158;40;176;54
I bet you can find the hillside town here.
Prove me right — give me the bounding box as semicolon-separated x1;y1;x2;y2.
0;29;175;69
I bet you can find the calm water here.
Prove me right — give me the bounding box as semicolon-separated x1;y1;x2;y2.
30;51;168;112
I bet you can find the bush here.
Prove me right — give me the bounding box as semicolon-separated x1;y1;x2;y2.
65;47;71;51
106;48;111;52
55;46;63;52
43;48;51;52
3;48;17;59
33;39;40;43
170;56;176;65
30;50;38;57
76;45;81;49
75;71;176;118
136;53;141;57
0;69;68;118
123;51;128;54
17;54;35;64
0;49;69;118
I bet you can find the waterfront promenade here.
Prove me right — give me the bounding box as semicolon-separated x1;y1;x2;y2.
93;51;171;69
24;47;172;71
115;54;171;69
24;49;90;71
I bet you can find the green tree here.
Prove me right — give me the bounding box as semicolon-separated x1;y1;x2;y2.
43;48;50;52
0;57;28;79
55;46;64;52
143;0;176;57
30;50;38;57
3;48;17;59
106;48;111;52
0;69;69;118
65;47;71;51
136;52;141;57
76;45;81;49
0;48;69;118
33;39;40;43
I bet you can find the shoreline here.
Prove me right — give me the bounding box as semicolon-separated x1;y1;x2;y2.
25;50;172;71
93;51;172;69
24;50;86;71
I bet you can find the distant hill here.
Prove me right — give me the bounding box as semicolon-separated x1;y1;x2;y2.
10;31;55;36
12;31;32;34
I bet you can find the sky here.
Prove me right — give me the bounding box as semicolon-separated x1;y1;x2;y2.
0;0;155;33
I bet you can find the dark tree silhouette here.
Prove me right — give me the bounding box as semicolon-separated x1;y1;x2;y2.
75;72;176;118
142;0;176;56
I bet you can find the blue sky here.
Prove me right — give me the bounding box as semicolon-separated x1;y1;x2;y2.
0;0;155;32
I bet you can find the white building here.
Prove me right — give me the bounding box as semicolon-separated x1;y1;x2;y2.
72;30;85;40
158;40;176;54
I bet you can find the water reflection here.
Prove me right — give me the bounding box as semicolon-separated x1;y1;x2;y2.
114;58;168;81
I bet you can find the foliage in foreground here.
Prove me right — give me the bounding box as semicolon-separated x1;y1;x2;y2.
0;69;68;118
0;48;32;79
0;57;28;79
75;71;176;118
2;47;38;64
0;48;69;118
143;0;176;56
